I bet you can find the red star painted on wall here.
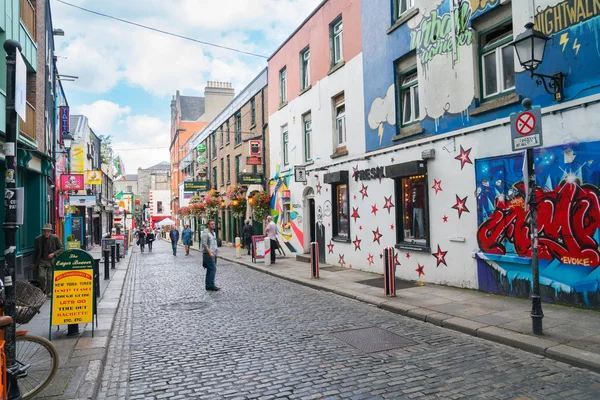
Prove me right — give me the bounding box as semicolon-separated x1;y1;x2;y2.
406;252;411;259
316;182;322;194
371;204;379;216
351;207;360;223
359;184;369;199
443;215;448;223
327;241;334;254
352;165;359;178
353;195;357;200
455;145;473;170
372;228;383;245
359;225;363;231
390;224;395;230
367;253;374;265
394;253;401;267
328;223;331;227
431;179;443;194
416;264;425;277
353;235;362;251
451;195;470;219
432;245;448;267
383;196;395;214
338;254;346;266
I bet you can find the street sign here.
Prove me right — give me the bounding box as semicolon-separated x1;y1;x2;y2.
15;49;26;122
294;166;307;183
510;108;543;151
184;181;208;191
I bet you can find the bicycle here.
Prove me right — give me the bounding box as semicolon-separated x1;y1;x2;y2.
0;280;59;399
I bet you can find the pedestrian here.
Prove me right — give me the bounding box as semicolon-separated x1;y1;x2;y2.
33;224;64;296
146;229;155;252
243;220;254;255
265;216;278;264
169;227;179;256
182;224;193;256
201;220;220;291
138;229;146;253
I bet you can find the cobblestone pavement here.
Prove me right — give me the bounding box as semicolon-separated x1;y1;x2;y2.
97;240;600;400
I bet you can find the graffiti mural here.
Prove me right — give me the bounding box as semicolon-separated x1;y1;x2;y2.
270;164;304;253
476;141;600;307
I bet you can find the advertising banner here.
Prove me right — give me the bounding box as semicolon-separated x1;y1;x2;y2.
71;145;85;173
85;170;102;185
60;174;84;191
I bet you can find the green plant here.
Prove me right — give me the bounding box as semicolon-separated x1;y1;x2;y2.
250;191;271;222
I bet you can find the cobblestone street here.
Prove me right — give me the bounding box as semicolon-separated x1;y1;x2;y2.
97;240;600;400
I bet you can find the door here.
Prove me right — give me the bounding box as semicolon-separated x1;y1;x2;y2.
309;199;316;244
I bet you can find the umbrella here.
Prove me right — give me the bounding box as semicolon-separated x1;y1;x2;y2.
157;218;176;226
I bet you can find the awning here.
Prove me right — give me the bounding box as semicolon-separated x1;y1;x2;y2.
385;160;427;179
152;216;171;221
324;170;348;184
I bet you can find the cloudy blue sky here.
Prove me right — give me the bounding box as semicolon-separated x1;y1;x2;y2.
51;0;322;172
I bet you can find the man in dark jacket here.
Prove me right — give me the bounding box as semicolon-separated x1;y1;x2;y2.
242;220;254;255
33;224;64;295
169;228;180;256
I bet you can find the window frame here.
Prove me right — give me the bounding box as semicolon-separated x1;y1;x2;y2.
225;121;230;144
331;17;344;67
394;172;430;252
303;112;312;163
212;166;218;190
397;67;420;127
211;133;217;159
395;0;415;20
331;182;350;241
219;126;224;148
226;155;231;184
235;155;241;182
478;19;515;101
220;158;224;186
334;93;346;148
235;112;242;145
300;46;310;91
279;67;287;105
282;125;289;166
250;98;256;126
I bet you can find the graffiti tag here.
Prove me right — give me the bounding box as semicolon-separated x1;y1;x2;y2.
478;180;600;268
535;0;600;36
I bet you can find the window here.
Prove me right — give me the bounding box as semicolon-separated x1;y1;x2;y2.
396;0;415;19
394;171;429;249
303;113;312;162
333;184;349;239
333;93;346;148
225;121;230;144
331;18;344;66
279;67;287;104
282;125;289;166
398;69;420;126
226;155;231;184
480;22;515;99
219;127;224;148
126;186;132;192
212;167;218;190
300;47;310;90
211;133;217;159
235;155;241;182
220;158;224;186
235;112;242;145
250;98;256;126
157;201;163;213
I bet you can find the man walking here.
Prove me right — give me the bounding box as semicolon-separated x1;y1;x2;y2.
201;220;220;291
265;216;278;264
33;224;64;296
242;220;254;256
169;227;179;256
182;224;193;256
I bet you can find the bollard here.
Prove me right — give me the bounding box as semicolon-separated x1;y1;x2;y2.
264;237;271;266
235;237;241;259
104;249;110;280
383;247;396;297
116;243;121;262
110;244;116;270
94;258;101;298
310;241;319;278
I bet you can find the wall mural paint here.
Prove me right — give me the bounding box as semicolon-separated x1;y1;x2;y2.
270;164;304;253
475;141;600;307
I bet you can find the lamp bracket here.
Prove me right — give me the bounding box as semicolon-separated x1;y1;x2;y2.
531;72;564;101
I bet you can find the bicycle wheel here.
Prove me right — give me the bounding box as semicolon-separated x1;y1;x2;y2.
15;334;59;399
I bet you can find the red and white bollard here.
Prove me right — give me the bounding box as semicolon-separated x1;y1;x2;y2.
264;237;272;266
310;241;319;278
383;247;396;297
235;237;241;259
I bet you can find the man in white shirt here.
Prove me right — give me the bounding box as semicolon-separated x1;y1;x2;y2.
201;220;220;291
265;216;278;264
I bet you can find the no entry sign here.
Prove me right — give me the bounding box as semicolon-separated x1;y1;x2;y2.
510;108;543;151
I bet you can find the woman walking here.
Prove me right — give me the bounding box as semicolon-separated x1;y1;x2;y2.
146;229;155;252
182;224;193;256
138;229;146;253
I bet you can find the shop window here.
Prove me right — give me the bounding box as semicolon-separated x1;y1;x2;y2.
333;183;350;240
281;191;292;232
395;174;428;248
157;201;163;213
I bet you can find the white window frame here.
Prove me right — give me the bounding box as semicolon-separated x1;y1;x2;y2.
301;47;310;90
282;125;289;166
332;19;344;66
399;69;420;126
303;113;312;162
280;68;287;104
480;26;515;99
335;100;346;148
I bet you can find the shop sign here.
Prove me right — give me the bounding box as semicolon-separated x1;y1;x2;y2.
247;156;262;166
60;174;84;191
71;145;85;174
85;170;102;185
354;167;385;182
69;195;97;207
184;181;208;191
249;140;262;157
51;249;95;326
59;106;70;139
197;143;206;153
197;155;206;164
239;173;263;185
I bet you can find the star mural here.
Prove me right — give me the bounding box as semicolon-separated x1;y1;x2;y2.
406;252;411;259
390;224;395;230
353;195;357;200
372;228;383;245
431;179;443;194
316;182;323;194
383;196;395;214
353;235;362;251
367;253;374;265
352;164;359;178
338;254;346;266
443;215;448;223
371;204;379;216
359;184;369;199
394;253;400;267
432;245;448;267
455;145;473;170
359;225;363;231
351;207;360;223
416;264;425;277
327;241;334;254
451;195;470;219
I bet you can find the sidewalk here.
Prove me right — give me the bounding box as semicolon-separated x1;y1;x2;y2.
23;245;133;399
210;245;600;374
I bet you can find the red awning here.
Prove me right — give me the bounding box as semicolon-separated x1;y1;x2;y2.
152;216;171;221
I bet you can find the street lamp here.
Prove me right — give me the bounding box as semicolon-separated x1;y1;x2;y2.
513;22;564;101
62;132;73;151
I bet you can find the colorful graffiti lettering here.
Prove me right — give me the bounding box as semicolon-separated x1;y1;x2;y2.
478;179;600;268
470;0;499;12
534;0;600;36
410;1;473;64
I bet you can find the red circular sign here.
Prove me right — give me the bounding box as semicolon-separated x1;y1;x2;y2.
516;112;536;136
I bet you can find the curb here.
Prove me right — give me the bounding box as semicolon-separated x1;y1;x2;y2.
221;255;600;374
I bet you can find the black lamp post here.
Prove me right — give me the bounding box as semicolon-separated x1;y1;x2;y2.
513;22;564;101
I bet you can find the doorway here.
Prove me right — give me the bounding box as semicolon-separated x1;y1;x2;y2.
308;199;316;243
302;187;315;254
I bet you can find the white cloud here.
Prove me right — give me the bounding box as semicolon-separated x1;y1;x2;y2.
73;100;131;135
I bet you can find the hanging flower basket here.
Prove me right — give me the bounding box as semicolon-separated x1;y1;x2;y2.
230;196;247;218
204;189;221;216
226;184;245;200
190;202;206;218
178;206;190;217
250;191;271;222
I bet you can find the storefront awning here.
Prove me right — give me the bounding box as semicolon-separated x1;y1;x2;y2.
324;170;348;184
385;160;427;179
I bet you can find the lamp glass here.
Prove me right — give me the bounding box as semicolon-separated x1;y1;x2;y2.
63;135;73;150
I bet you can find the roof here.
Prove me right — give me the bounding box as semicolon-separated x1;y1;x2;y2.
180;95;205;121
125;174;138;181
144;161;170;171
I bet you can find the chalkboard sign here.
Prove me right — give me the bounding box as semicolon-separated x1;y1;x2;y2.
112;234;126;257
102;238;116;252
71;217;83;244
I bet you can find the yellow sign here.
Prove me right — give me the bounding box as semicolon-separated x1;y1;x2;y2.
52;269;94;325
85;170;102;185
71;145;85;174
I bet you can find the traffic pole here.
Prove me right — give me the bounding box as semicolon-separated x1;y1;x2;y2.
103;249;110;280
235;237;241;259
116;243;121;262
3;39;23;400
110;244;116;269
310;242;319;278
383;247;396;297
264;237;271;266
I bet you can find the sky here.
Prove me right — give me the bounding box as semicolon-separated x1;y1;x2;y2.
51;0;323;174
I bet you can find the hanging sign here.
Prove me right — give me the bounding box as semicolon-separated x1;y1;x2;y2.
60;174;84;191
246;156;262;166
15;49;26;122
239;173;263;185
184;181;208;191
510;108;543;151
85;170;102;185
59;106;70;140
197;143;206;153
249;140;262;157
197;155;206;165
71;145;85;173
